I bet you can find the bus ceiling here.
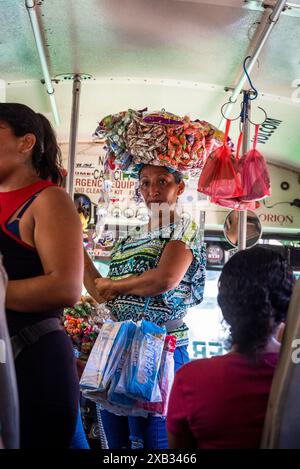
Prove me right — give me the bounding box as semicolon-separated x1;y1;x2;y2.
0;0;299;169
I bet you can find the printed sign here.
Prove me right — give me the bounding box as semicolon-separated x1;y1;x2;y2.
206;244;224;265
72;144;137;206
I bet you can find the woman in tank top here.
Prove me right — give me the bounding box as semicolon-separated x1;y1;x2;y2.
0;103;83;448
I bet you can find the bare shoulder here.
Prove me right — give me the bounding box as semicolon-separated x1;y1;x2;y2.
164;239;194;256
34;186;77;211
32;186;81;227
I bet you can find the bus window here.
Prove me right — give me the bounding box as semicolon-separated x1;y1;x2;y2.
185;269;227;359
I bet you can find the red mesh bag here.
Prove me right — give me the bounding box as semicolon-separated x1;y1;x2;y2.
240;125;271;201
198;120;242;199
211;195;259;211
210;132;259;210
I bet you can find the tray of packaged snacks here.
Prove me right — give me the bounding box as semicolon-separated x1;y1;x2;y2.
62;296;110;364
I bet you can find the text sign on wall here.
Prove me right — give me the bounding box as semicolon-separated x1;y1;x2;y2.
71;144;137;206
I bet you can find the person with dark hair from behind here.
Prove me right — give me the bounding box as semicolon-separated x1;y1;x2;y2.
0;103;84;448
167;246;295;448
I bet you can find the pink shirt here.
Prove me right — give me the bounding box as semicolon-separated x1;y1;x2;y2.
167;352;278;449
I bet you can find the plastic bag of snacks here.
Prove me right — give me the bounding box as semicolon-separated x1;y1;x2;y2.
101;321;136;393
138;335;177;416
80;322;142;419
115;320;166;402
80;321;122;391
107;321;137;408
198;119;242;199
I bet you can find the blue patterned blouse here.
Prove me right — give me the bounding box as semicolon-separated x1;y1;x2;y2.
106;217;206;346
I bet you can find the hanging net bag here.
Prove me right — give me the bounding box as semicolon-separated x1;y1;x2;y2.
210;129;259;211
239;124;271;201
198;119;242;199
211;195;260;211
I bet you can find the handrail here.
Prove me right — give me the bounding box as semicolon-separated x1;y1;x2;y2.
219;0;287;129
25;0;60;126
66;75;82;199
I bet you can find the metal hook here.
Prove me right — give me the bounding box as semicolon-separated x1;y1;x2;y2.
243;56;258;101
220;101;241;122
221;98;268;126
247;106;268;126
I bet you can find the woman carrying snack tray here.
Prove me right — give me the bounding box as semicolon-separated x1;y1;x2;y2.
84;108;224;449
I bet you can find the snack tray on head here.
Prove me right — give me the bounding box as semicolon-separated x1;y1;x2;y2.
93;108;226;178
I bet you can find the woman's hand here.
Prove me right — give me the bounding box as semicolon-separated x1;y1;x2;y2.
94;277;118;301
76;358;86;380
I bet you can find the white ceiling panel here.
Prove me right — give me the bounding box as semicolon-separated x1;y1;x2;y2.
0;0;299;167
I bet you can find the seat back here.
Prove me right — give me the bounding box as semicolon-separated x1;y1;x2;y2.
0;254;19;448
261;279;300;448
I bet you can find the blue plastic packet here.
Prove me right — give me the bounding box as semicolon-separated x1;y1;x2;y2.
108;321;137;407
125;320;166;402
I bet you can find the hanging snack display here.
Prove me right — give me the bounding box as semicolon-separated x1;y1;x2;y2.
198;119;243;202
198;65;271;211
198;120;271;210
93;107;270;211
239;125;271;202
94;108;225;176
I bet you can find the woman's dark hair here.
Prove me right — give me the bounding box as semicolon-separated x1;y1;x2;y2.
172;170;183;184
218;246;295;357
0;103;63;185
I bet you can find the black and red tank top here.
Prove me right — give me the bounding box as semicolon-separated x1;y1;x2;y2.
0;180;62;336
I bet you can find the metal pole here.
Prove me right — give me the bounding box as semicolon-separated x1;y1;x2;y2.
219;0;287;129
25;0;60;126
238;210;247;251
238;94;251;251
66;75;82;199
286;2;300;8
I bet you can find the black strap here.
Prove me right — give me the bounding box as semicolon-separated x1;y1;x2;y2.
10;318;63;361
16;194;38;219
6;194;39;238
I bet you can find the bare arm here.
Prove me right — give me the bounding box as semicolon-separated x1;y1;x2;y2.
94;240;193;299
83;248;106;303
6;187;83;312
